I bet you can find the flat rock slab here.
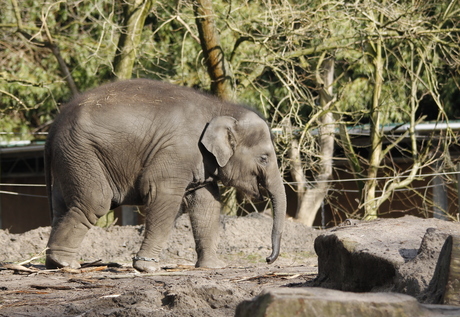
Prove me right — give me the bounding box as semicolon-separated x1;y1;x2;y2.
313;215;460;301
235;287;460;317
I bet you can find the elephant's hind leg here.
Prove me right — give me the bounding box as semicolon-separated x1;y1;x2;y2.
46;184;112;269
46;206;92;269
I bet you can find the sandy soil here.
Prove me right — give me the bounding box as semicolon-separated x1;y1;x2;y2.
0;213;320;317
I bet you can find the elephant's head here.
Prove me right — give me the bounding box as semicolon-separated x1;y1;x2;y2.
201;112;286;264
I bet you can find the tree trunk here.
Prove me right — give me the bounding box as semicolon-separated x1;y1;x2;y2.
362;42;428;218
293;59;335;227
193;0;236;214
194;0;234;101
363;36;384;220
288;137;307;213
113;0;154;79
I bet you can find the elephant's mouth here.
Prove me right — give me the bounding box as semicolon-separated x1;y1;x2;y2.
222;174;266;201
244;190;264;202
232;180;264;201
245;178;266;201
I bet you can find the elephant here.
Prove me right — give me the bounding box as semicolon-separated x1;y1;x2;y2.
44;79;286;273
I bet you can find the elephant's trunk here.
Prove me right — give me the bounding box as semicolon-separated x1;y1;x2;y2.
264;166;287;264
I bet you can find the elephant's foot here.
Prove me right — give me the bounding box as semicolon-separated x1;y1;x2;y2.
46;250;81;269
196;256;226;269
133;256;161;273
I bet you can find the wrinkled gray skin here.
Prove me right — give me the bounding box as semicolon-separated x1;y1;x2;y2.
45;79;286;273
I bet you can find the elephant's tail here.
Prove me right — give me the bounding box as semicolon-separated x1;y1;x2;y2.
44;138;53;223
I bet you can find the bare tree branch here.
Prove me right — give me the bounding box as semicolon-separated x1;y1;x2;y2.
10;0;79;96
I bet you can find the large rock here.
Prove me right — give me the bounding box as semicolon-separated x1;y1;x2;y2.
235;287;460;317
313;216;460;303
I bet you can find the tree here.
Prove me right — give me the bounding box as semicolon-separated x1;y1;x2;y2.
193;0;234;100
335;0;460;220
222;0;460;224
0;0;459;225
0;0;121;137
10;0;79;96
288;58;335;226
113;0;154;79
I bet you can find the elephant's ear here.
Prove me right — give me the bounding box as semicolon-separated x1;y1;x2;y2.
201;116;237;167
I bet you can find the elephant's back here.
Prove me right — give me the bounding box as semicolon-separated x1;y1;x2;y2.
55;79;224;134
62;79;217;114
48;79;221;153
49;79;256;149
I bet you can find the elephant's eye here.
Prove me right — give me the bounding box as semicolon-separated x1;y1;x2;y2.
258;155;269;166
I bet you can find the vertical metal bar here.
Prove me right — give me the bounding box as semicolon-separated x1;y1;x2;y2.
433;162;448;220
121;205;138;226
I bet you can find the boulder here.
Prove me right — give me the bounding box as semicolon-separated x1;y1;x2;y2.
312;216;460;303
235;287;460;317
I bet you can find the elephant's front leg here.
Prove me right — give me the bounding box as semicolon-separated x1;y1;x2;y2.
133;189;184;273
187;184;226;269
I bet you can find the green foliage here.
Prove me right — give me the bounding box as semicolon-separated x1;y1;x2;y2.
0;0;457;123
96;210;115;228
0;0;118;140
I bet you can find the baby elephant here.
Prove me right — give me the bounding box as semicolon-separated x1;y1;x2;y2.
45;79;286;272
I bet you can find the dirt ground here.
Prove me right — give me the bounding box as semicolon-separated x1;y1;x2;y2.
0;213;320;317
